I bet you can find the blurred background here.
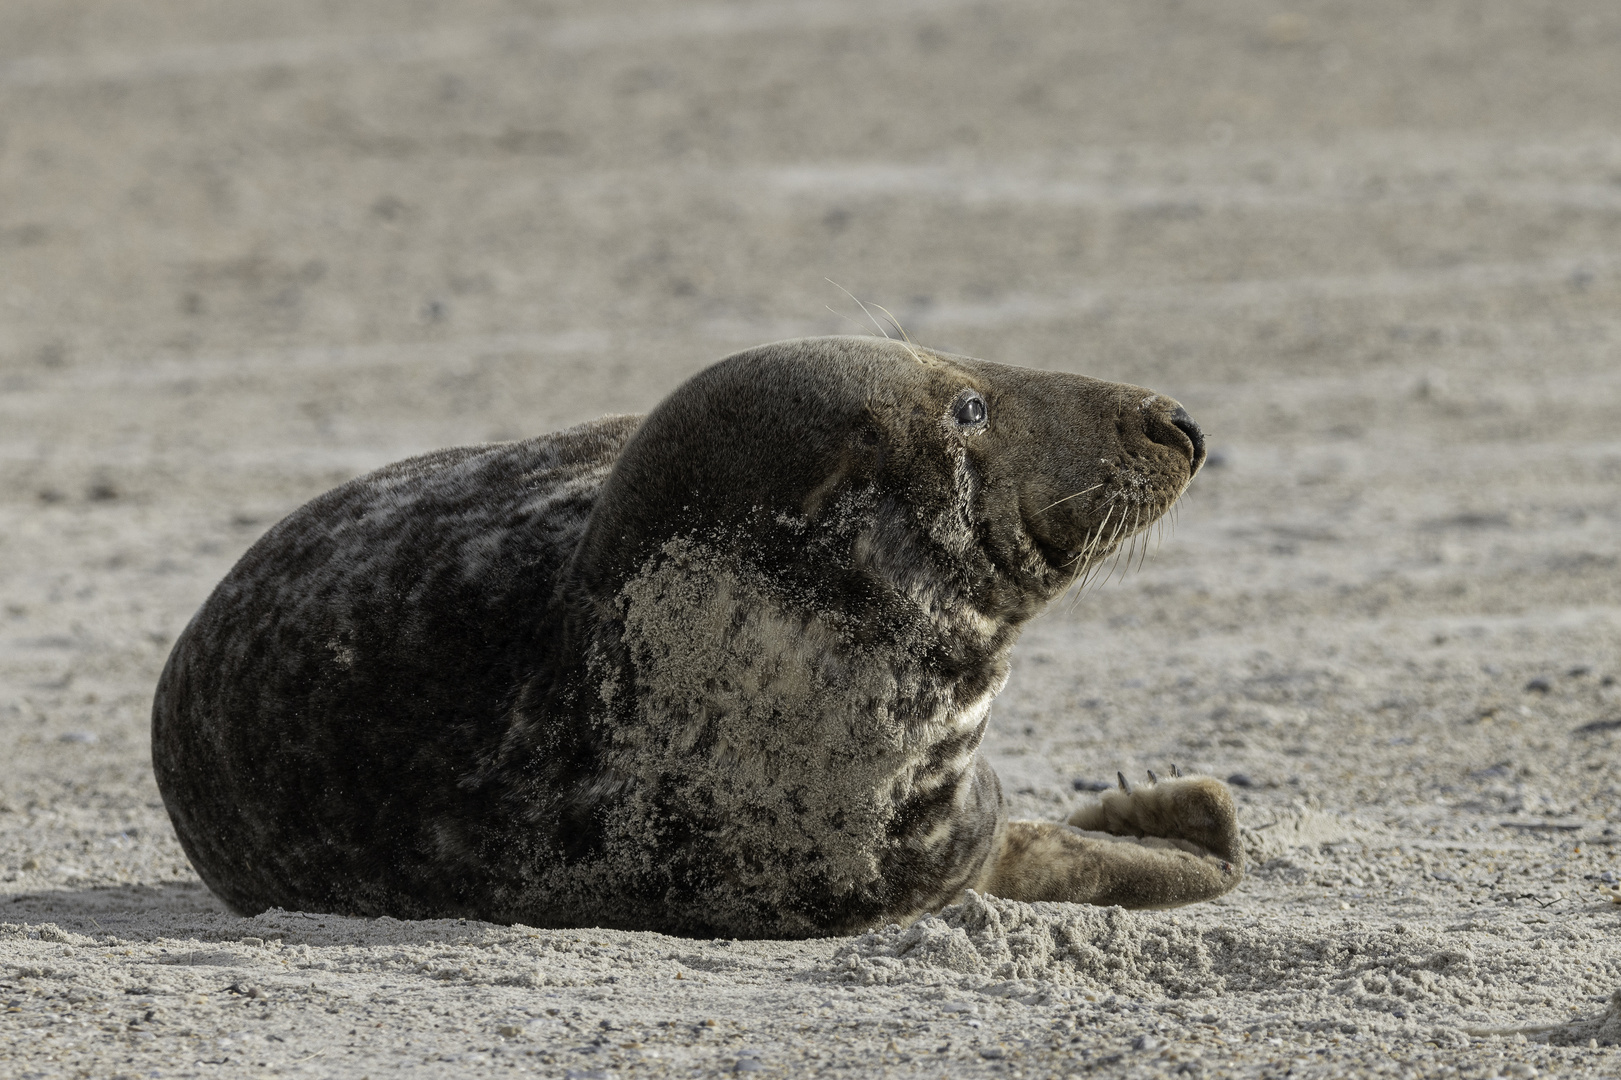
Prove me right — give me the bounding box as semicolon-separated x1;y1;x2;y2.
2;0;1620;856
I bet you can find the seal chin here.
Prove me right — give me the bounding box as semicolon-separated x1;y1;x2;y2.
1030;531;1080;575
1023;510;1108;579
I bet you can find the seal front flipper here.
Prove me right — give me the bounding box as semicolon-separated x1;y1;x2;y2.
977;773;1243;909
1067;771;1242;869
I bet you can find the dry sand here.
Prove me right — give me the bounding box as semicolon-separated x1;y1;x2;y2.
3;1;1621;1076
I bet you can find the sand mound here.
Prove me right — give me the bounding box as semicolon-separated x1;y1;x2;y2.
828;892;1615;1048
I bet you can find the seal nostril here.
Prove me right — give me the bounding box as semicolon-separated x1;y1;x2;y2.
1169;406;1205;465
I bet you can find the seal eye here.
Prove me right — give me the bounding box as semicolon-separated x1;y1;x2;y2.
953;393;987;429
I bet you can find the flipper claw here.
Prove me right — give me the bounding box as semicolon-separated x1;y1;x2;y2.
1117;771;1131;794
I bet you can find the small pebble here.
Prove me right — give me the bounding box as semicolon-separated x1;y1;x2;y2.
1525;677;1552;693
57;732;98;744
1226;773;1255;788
1575;718;1621;734
1073;778;1112;792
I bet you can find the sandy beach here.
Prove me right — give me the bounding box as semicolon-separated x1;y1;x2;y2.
3;1;1621;1076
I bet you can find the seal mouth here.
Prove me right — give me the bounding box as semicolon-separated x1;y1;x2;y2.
1028;530;1075;572
1033;489;1183;591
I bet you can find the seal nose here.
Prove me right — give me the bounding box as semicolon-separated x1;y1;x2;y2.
1169;407;1206;473
1142;402;1206;476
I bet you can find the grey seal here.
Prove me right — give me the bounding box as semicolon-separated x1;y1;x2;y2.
152;335;1241;938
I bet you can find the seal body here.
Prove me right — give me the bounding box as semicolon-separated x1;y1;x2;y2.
153;336;1242;938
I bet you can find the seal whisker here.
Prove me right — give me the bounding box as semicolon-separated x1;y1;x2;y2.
1059;540;1090;601
1104;508;1138;588
1056;525;1094;597
870;302;927;366
871;302;909;338
1092;511;1128;593
1069;554;1099;608
1039;483;1104;515
825;280;926;365
1123;509;1142;582
1073;502;1113;568
824;303;875;337
1086;501;1116;556
1069;500;1120;606
825;278;889;338
1104;509;1131;585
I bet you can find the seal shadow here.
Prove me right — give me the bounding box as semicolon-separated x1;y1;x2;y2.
4;881;234;939
0;881;590;948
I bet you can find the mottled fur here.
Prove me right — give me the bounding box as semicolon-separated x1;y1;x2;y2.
152;336;1241;938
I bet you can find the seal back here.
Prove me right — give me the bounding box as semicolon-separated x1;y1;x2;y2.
152;416;639;917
